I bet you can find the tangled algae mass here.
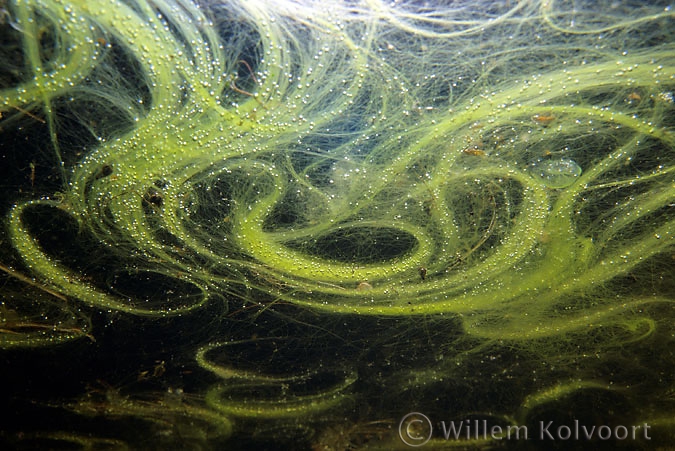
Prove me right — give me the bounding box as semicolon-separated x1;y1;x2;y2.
0;0;674;448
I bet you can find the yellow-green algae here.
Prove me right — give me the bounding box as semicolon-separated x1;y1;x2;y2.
0;0;673;448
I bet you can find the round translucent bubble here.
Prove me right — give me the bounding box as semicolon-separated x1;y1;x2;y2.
530;158;582;188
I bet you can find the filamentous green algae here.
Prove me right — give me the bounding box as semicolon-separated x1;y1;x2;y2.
0;0;673;448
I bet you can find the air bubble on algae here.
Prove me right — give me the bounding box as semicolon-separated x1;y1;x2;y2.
529;158;582;189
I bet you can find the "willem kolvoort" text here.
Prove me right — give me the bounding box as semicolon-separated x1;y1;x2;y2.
438;419;651;441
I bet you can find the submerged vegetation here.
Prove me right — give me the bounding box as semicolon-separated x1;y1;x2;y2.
0;0;673;448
